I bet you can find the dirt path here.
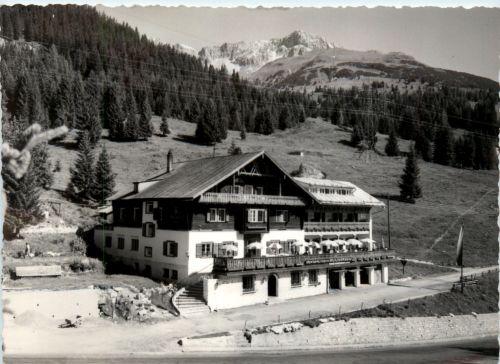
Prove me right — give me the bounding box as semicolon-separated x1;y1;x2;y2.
3;265;497;356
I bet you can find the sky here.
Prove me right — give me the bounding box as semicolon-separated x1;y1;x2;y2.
2;1;500;7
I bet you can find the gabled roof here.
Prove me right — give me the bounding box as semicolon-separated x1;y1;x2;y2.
123;151;271;200
294;177;384;207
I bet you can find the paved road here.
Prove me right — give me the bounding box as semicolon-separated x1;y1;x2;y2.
5;337;498;364
3;266;497;356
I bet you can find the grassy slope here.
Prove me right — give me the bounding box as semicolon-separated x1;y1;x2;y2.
47;117;498;267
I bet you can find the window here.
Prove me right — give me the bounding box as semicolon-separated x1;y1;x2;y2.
275;210;289;223
131;238;139;251
331;212;342;222
144;265;151;277
255;187;264;195
163;268;169;279
358;213;369;222
171;270;178;280
218;242;237;257
105;236;112;248
117;237;125;249
144;246;152;258
242;275;255;293
163;241;178;257
248;209;267;223
145;202;154;214
308;270;318;285
207;208;227;222
244;185;253;195
196;242;213;258
119;208;125;222
232;185;242;194
133;207;141;222
291;271;301;287
142;222;155;237
346;213;358;222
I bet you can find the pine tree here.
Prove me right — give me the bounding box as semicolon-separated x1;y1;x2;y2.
384;129;400;156
92;145;115;204
9;165;42;223
433;125;454;166
278;107;291;130
106;84;125;140
414;132;433;162
31;143;53;189
195;100;220;145
399;146;422;202
138;95;153;139
228;139;242;155
67;131;95;200
124;89;139;140
160;112;170;137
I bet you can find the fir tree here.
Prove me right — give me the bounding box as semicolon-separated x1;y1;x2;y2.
106;84;125;140
195;100;221;145
124;89;139;140
138;95;153;139
433;125;454;166
399;146;422;202
278;107;291;130
228;139;242;155
9;165;42;223
67;131;95;200
160;112;170;137
31;143;53;189
92;145;115;204
414;132;433;162
384;129;400;156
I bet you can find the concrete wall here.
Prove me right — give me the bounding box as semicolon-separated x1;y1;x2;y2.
181;313;498;351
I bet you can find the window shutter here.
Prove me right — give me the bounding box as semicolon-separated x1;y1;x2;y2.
206;210;210;222
266;241;271;255
142;224;146;237
196;243;202;258
255;248;261;258
151;224;155;237
163;241;168;256
172;242;178;257
209;242;214;257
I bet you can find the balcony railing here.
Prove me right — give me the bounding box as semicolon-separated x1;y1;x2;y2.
199;192;306;206
304;221;369;233
213;249;396;273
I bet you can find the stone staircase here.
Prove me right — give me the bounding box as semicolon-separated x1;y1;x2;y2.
174;282;210;316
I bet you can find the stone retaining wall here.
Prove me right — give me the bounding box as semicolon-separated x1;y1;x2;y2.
181;313;498;352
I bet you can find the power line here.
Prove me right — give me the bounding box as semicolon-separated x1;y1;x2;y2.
11;66;499;143
2;33;498;131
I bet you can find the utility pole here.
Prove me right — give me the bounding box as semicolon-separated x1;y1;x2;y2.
387;195;391;250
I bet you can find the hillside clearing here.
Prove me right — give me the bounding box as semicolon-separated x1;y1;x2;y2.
45;117;497;267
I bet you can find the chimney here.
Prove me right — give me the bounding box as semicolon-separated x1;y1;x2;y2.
167;149;174;173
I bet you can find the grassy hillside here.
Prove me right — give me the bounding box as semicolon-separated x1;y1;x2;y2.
47;117;498;267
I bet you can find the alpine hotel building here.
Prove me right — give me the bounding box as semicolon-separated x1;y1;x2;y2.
95;151;396;310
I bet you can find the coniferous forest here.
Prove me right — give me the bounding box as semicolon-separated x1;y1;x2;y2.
0;4;497;172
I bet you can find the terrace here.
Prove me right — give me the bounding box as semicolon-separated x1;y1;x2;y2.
213;249;396;274
199;192;306;206
303;221;370;233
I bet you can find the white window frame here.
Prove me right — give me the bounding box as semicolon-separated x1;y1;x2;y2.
144;246;153;258
291;271;301;287
248;208;267;223
275;210;289;223
145;201;154;214
255;186;264;195
207;208;227;222
244;185;253;195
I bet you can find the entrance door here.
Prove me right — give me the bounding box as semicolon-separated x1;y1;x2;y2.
329;270;340;290
268;274;277;297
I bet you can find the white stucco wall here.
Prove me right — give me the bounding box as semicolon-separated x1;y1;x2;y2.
205;268;328;310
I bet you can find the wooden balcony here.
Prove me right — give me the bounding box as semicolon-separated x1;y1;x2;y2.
304;221;369;233
213;249;396;273
199;192;306;206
